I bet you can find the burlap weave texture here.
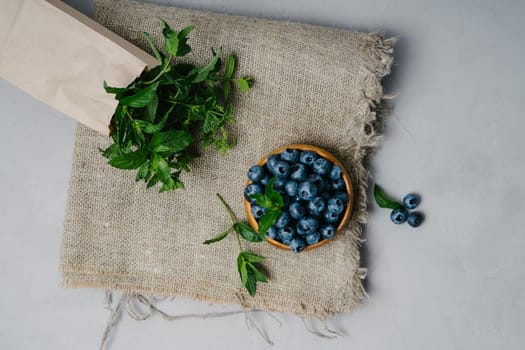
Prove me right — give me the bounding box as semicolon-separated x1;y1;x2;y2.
60;0;394;319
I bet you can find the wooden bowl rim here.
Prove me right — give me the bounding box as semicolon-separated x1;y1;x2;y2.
243;144;354;252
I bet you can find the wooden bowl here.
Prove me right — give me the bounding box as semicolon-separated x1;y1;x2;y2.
243;144;353;251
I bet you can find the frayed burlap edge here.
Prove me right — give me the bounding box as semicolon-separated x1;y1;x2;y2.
60;33;395;321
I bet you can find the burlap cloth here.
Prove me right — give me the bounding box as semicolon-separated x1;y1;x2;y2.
60;0;394;320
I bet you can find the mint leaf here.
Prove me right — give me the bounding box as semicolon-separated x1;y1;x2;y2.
224;54;235;79
240;251;265;263
103;81;127;95
237;254;248;286
161;20;179;56
257;209;281;237
233;222;262;242
265;177;284;208
192;49;222;83
142;32;165;64
120;82;159;108
249;194;273;209
374;184;403;210
245;273;257;297
203;228;231;244
135;161;150;181
247;262;268;283
150;130;193;153
108;148;148;169
237;77;254;92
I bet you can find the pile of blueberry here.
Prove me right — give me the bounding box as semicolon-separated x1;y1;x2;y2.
391;194;424;227
245;148;349;253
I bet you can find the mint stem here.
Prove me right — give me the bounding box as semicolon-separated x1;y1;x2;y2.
216;193;242;250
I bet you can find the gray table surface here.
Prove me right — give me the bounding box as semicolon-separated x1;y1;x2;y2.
1;0;524;349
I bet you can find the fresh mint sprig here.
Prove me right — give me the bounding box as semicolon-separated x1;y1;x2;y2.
203;194;268;297
101;20;253;192
250;177;284;236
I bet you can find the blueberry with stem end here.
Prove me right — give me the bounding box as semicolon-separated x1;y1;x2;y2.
390;208;408;224
280;148;299;163
403;193;421;210
247;165;264;182
290;237;307;253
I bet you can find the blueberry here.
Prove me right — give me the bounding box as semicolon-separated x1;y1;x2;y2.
320;224;336;239
297;181;318;201
313;158;332;176
251;204;267;220
307;174;326;192
289;202;305;220
275;211;290;228
280;148;299;163
299;151;317;166
403;193;421;210
278;226;295;241
307;197;326;217
290;237;307;253
333;191;349;204
274;177;287;193
305;232;321;245
284;180;298;197
323;210;340;224
270;161;290;178
329;165;343;180
282;238;292;246
266;155;280;170
390;208;408;224
407;212;424;227
327;198;344;215
297;217;319;235
289;163;307;182
331;178;345;191
266;225;278;239
247;165;264;182
244;183;263;203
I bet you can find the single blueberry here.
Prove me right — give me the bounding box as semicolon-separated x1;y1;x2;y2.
270;161;291;178
307;197;326;217
247;165;265;182
297;217;319;235
403;193;421;210
327;198;344;215
282;239;292;246
331;178;345;191
278;226;295;241
320;224;336;239
323;210;340;224
390;208;408;224
299;151;317;166
266;225;278;239
244;183;263;203
266;155;280;170
407;211;424;227
290;237;307;253
260;175;270;186
280;148;299;163
289;163;307;182
251;204;267;220
333;191;349;204
274;177;287;193
307;174;326;193
289;202;306;220
297;181;318;201
275;211;290;228
329;165;343;180
305;232;321;245
284;180;299;197
313;158;333;176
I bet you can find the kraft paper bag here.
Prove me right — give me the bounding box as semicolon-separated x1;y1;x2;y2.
0;0;157;135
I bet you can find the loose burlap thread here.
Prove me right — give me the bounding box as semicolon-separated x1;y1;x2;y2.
60;0;394;320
